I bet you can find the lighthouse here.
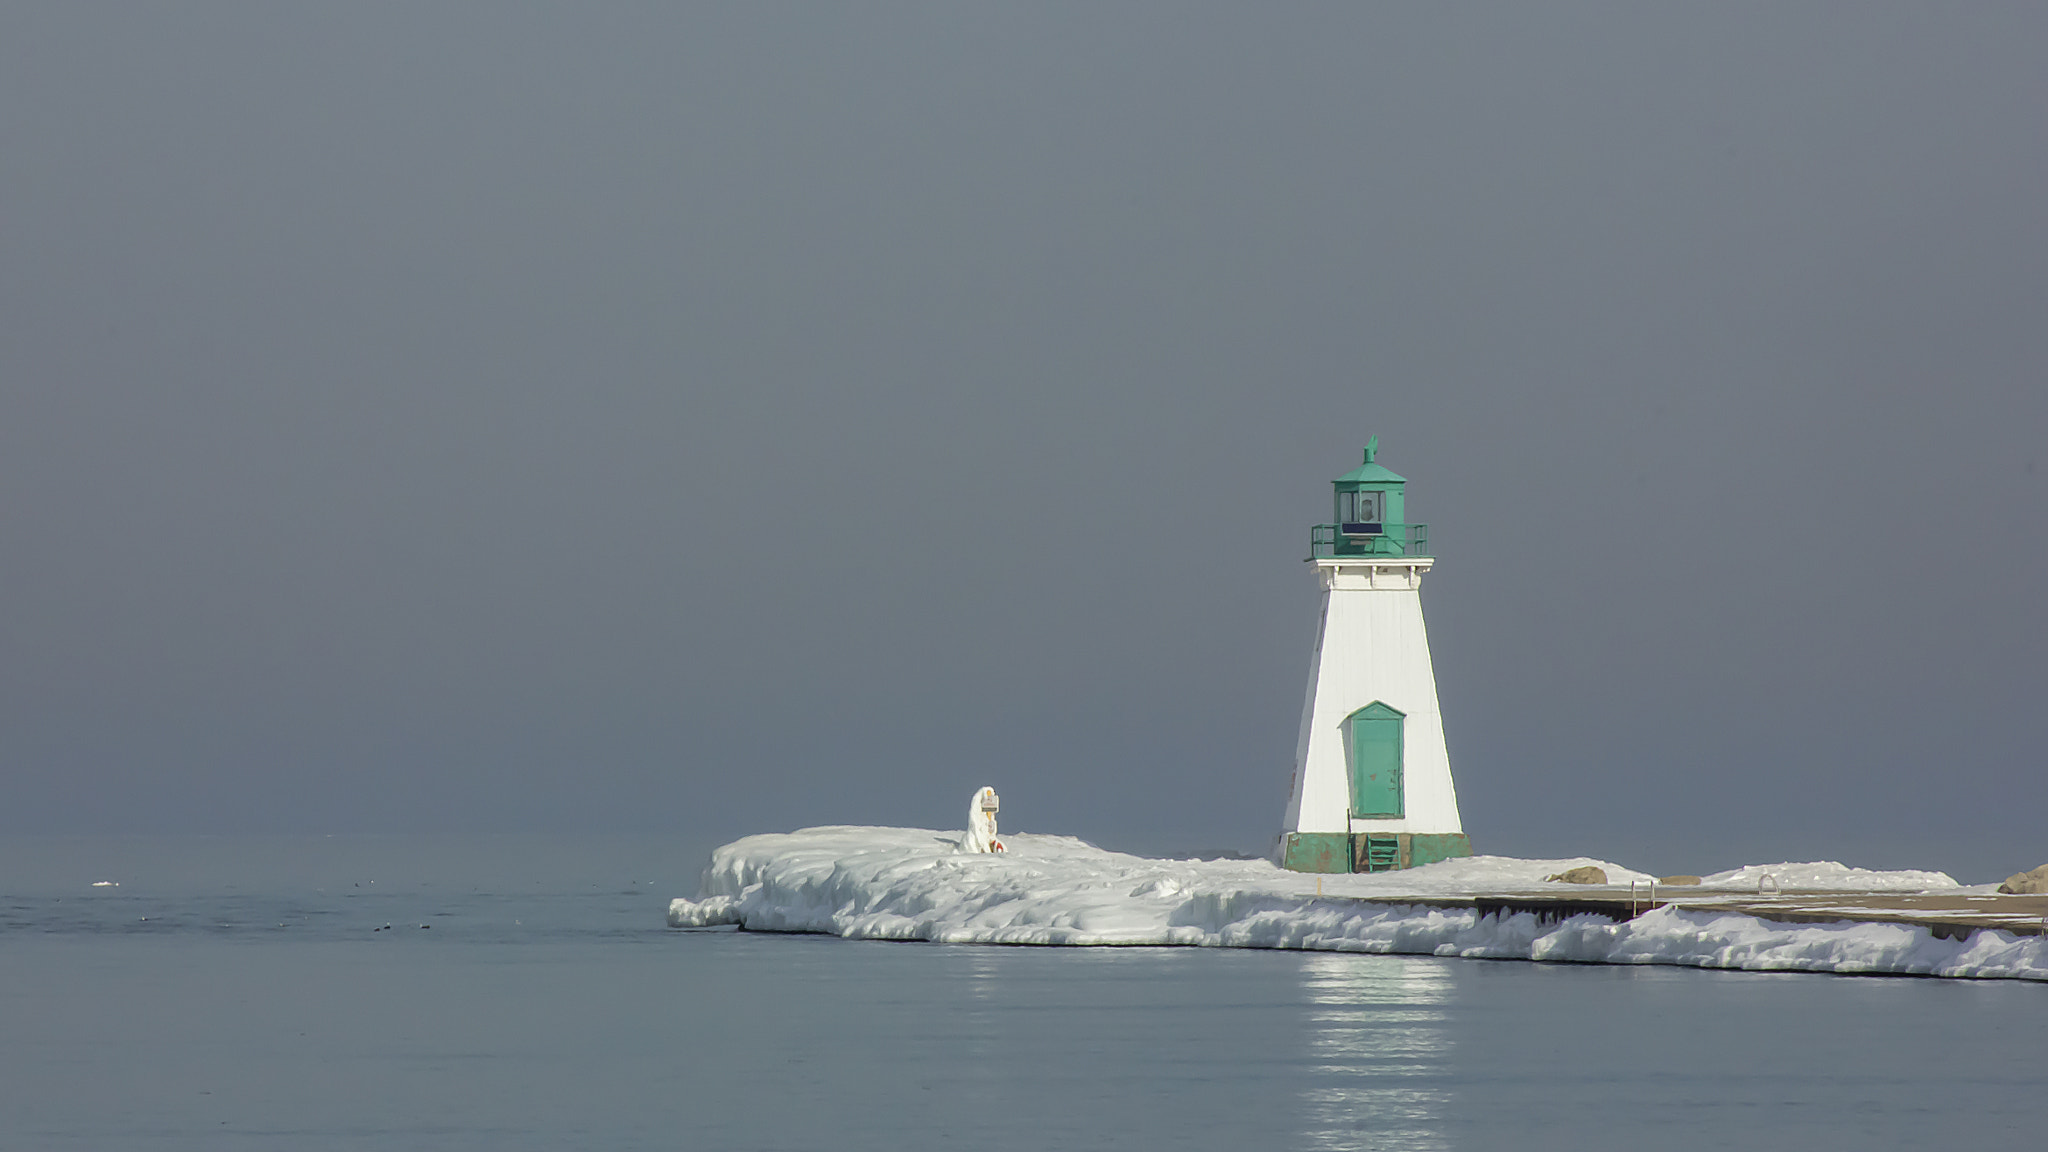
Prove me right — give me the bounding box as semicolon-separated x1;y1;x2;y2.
1277;438;1471;873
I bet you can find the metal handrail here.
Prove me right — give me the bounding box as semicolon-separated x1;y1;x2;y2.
1307;522;1430;560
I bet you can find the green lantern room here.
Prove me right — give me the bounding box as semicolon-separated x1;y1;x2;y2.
1309;436;1429;560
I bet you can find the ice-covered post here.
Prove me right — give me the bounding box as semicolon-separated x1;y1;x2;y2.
964;786;1006;854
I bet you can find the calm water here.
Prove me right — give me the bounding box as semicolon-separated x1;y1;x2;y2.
1;836;2040;1150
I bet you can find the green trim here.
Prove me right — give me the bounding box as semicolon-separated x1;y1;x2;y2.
1343;703;1405;818
1333;461;1408;485
1319;437;1419;558
1332;476;1406;522
1334;438;1405;484
1407;833;1472;868
1308;522;1429;558
1280;831;1475;874
1356;834;1402;873
1280;832;1353;874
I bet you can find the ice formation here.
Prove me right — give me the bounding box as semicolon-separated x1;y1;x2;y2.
667;826;2047;982
961;787;1005;854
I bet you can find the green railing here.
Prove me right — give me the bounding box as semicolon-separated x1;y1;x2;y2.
1308;522;1429;559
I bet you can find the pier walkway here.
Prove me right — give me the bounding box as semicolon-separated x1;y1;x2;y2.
1336;889;2048;942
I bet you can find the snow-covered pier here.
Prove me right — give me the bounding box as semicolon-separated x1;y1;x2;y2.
1326;890;2048;943
666;827;2048;982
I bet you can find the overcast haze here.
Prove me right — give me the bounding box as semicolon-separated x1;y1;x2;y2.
2;5;2043;880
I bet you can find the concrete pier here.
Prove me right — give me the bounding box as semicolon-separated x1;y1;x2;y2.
1328;890;2048;942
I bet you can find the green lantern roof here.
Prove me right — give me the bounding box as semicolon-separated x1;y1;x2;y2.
1334;460;1406;484
1333;436;1405;485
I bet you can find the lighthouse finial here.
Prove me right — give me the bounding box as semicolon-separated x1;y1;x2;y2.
1363;436;1378;464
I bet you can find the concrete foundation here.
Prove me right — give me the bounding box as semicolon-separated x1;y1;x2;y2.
1280;831;1472;874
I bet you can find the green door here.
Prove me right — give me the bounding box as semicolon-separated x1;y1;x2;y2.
1344;703;1404;818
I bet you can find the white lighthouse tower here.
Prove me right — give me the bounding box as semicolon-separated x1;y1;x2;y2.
1277;438;1470;873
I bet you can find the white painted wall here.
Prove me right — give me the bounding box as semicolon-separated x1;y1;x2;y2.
1280;558;1464;837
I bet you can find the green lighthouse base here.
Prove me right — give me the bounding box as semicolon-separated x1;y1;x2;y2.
1280;832;1472;874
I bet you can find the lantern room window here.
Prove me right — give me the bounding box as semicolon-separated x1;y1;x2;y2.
1338;490;1384;534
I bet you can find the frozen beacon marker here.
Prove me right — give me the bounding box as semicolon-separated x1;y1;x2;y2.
1277;438;1471;873
964;786;1006;854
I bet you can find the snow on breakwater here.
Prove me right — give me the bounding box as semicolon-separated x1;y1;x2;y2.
667;827;2047;982
1696;861;1958;891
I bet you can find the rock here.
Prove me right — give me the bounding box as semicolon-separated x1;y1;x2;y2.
1996;864;2048;895
1658;875;1703;886
1544;865;1607;885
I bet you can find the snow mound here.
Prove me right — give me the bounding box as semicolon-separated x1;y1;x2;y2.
666;827;2042;981
1699;861;1958;890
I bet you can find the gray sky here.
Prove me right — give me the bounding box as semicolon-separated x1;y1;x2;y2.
2;5;2043;880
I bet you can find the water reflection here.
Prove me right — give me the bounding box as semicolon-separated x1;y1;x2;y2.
1298;952;1453;1152
964;946;1003;1001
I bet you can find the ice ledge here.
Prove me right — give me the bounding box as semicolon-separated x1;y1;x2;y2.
665;826;2044;982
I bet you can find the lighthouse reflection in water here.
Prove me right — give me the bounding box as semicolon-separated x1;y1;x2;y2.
1299;954;1452;1152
